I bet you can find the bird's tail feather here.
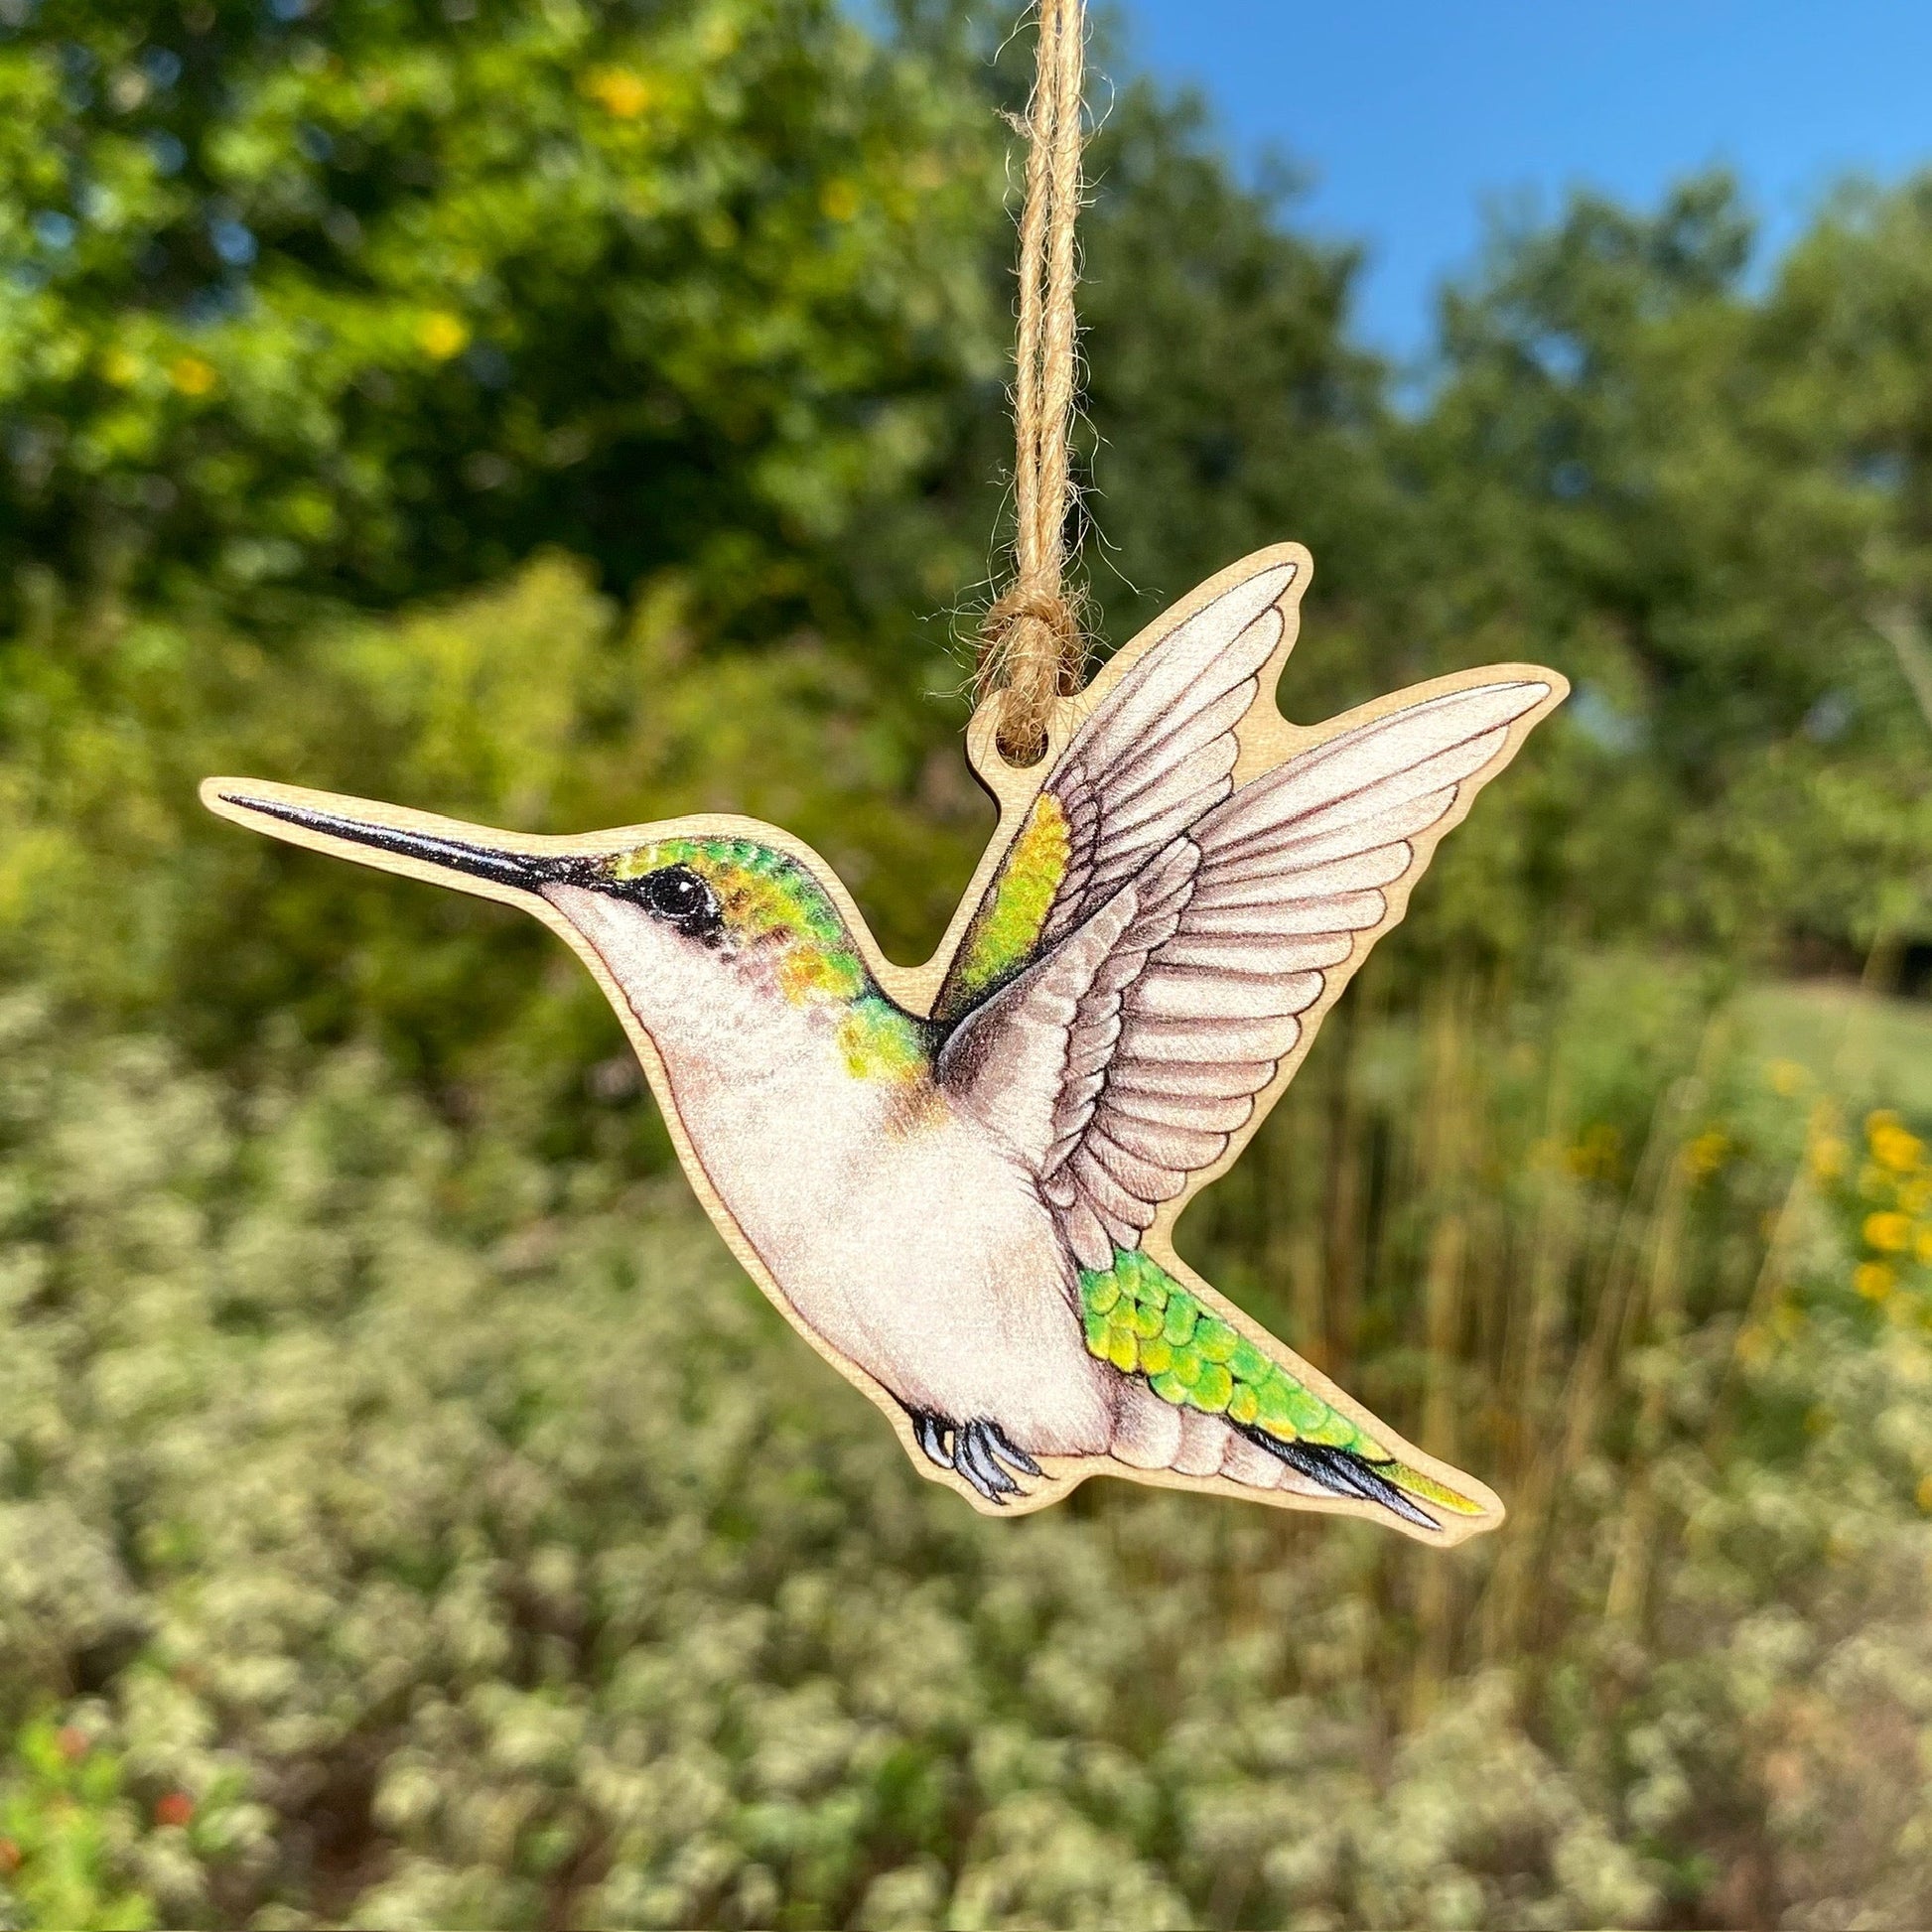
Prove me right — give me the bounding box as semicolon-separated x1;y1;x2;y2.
1235;1428;1450;1531
1081;1246;1489;1532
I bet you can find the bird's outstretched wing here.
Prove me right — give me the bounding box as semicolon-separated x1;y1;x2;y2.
934;662;1552;1531
929;560;1298;1027
936;674;1554;1268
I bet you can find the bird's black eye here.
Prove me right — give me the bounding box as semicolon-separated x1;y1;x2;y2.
628;863;720;933
631;863;714;926
614;861;722;934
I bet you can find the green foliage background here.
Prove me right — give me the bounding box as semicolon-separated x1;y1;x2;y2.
3;0;1932;1925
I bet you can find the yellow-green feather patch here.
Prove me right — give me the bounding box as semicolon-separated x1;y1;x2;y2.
1077;1247;1484;1517
1379;1459;1485;1515
836;997;928;1085
943;793;1070;1012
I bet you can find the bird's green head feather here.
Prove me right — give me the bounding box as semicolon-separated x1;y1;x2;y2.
606;836;869;1005
599;837;929;1085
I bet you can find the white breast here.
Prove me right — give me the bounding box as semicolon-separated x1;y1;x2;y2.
549;882;1112;1453
660;996;1112;1454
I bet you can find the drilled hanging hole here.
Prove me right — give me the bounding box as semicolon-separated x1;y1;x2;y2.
995;720;1051;768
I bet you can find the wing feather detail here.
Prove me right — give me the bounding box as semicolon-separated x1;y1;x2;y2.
931;562;1298;1023
1106;1059;1275;1099
1183;891;1387;930
1122;1013;1305;1063
1109;1088;1257;1133
1221;791;1458;871
938;676;1554;1265
1161;932;1354;975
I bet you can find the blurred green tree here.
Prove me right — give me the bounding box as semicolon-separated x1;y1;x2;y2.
1076;86;1393;666
5;0;1932;1108
1401;175;1932;962
1;0;1416;1134
0;0;1002;650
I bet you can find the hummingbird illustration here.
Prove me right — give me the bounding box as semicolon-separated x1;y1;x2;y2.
204;546;1564;1543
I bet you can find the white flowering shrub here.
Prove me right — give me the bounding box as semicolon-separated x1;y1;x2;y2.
0;990;1927;1928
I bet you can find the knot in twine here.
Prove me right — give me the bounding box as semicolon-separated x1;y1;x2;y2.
976;0;1089;766
980;585;1085;760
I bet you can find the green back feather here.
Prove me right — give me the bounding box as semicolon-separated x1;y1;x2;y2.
1079;1248;1483;1516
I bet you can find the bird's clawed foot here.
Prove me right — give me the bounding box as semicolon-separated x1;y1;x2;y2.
905;1411;1041;1505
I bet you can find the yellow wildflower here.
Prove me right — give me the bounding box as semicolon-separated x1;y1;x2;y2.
1855;1261;1895;1301
584;67;653;118
1868;1110;1925;1173
1917;1226;1932;1265
1864;1210;1912;1253
1686;1129;1728;1178
168;353;216;396
1765;1058;1808;1097
417;312;470;360
102;346;142;387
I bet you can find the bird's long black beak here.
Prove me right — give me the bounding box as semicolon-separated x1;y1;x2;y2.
200;778;599;899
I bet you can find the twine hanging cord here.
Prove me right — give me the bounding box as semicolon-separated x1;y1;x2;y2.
977;0;1089;765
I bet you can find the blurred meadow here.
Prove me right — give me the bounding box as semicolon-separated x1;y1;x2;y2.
3;1;1932;1926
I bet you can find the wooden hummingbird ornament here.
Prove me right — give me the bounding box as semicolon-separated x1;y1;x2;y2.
202;544;1563;1545
202;0;1565;1544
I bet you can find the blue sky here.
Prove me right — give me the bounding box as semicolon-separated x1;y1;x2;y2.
1115;1;1932;361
